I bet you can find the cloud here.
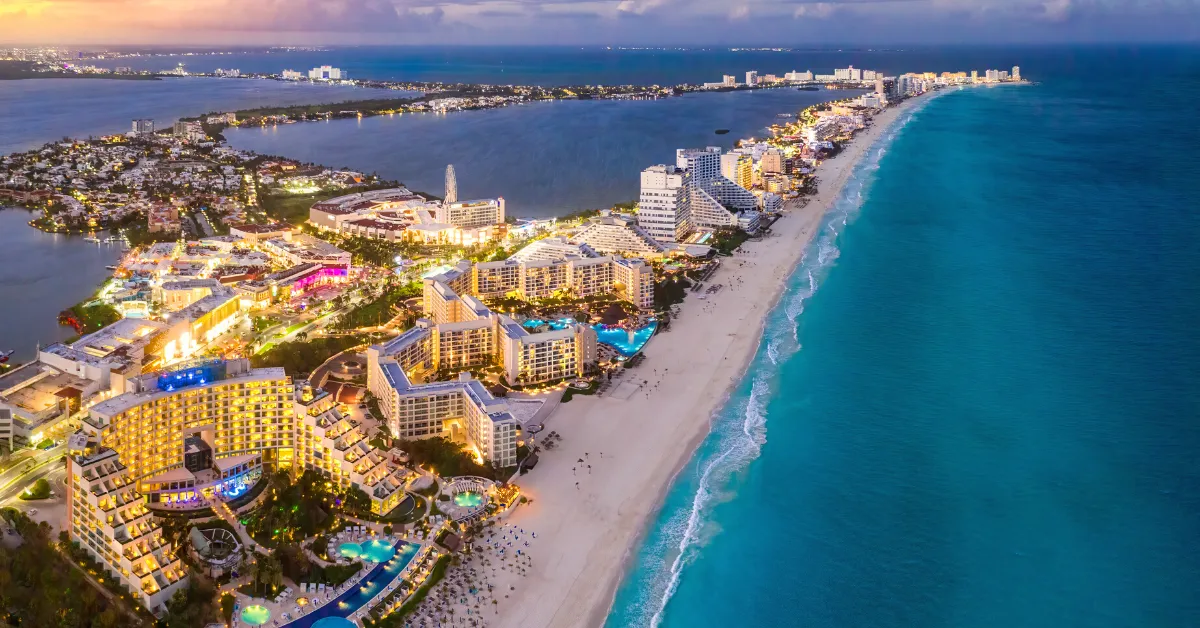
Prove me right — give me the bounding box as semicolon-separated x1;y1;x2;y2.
0;0;1196;44
615;0;672;16
792;2;839;18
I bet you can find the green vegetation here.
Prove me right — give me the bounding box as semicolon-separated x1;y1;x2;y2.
160;575;220;628
0;60;159;81
244;471;375;547
252;333;379;376
299;223;426;267
220;593;236;626
246;553;283;597
36;438;56;449
654;274;693;311
334;281;421;330
260;182;401;226
59;300;121;335
561;380;599;403
20;477;51;500
399;436;505;479
0;508;134;627
363;555;452;628
277;543;363;586
190;97;421;124
709;228;751;256
245;472;337;546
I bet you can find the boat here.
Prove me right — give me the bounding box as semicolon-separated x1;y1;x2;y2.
796;86;819;91
0;350;12;364
714;129;730;135
105;265;119;271
83;236;101;243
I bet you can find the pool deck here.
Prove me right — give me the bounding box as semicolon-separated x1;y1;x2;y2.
233;536;430;628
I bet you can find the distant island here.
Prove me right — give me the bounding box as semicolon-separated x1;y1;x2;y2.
0;60;161;81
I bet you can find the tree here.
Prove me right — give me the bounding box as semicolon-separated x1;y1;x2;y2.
252;553;283;596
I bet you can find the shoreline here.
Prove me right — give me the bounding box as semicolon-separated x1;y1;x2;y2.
493;91;934;628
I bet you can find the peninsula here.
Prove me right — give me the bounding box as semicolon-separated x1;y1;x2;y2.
0;63;1024;628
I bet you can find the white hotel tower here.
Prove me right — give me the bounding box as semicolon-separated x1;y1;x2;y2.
637;165;691;243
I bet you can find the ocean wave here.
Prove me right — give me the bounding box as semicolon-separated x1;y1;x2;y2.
610;97;937;628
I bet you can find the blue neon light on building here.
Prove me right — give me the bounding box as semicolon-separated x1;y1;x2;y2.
157;360;228;392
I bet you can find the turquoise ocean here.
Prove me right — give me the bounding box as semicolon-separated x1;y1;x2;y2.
607;48;1200;627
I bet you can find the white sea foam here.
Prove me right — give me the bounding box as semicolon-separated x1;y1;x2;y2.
616;96;941;628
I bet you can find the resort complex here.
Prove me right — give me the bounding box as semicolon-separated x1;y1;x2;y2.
0;50;1029;628
309;184;507;246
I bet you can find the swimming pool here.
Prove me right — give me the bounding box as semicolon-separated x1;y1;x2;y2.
282;542;420;628
522;317;576;331
337;542;360;559
523;318;658;357
338;539;397;563
309;618;356;628
453;491;485;508
241;605;271;626
595;320;658;357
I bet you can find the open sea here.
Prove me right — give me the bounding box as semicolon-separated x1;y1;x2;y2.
606;46;1200;628
4;47;1200;627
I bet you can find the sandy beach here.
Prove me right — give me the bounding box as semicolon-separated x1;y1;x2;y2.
477;93;931;628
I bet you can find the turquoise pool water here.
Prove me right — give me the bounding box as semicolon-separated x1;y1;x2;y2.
453;491;485;508
595;321;658;357
523;318;658;357
338;539;397;563
310;618;356;628
241;605;271;626
337;542;360;559
282;542;420;628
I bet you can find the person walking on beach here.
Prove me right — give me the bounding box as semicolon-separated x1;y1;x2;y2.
575;482;579;490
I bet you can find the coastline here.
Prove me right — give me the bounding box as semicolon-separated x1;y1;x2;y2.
494;91;934;628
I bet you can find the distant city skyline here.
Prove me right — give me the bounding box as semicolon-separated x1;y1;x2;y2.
1;0;1196;47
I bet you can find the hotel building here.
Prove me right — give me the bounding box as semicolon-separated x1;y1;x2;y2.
720;152;753;191
260;233;352;271
67;446;189;612
367;345;521;468
294;386;412;516
638;164;691;243
308;187;505;246
676;147;759;230
570;213;670;259
83;359;293;505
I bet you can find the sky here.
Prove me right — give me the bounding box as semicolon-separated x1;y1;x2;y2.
0;0;1196;46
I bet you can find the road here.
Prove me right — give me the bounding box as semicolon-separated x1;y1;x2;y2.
0;445;64;498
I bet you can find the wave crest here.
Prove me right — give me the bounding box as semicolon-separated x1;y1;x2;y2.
608;97;937;628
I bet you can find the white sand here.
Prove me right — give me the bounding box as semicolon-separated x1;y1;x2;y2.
480;94;931;628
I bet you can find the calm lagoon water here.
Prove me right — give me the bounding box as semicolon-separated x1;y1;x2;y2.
224;88;846;217
0;76;414;154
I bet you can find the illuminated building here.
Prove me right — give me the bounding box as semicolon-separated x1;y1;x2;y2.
308;65;345;80
67;447;188;612
0;319;168;448
293;387;412;515
638;164;691;243
720;152;753;191
676;147;760;231
426;254;654;313
260;233;351;271
84;359;293;505
308;187;505;246
159;283;242;363
366;352;520;468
